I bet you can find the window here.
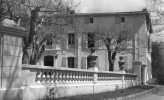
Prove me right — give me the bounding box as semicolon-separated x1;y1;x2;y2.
68;33;75;45
121;17;125;23
68;57;75;68
44;56;54;66
85;17;94;24
89;18;94;24
46;37;52;46
88;33;95;48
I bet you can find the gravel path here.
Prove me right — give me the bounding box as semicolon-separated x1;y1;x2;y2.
138;86;164;100
56;85;155;100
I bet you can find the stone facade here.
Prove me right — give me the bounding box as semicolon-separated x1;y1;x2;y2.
37;10;152;81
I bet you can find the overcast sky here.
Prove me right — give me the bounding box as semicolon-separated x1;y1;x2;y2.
74;0;146;13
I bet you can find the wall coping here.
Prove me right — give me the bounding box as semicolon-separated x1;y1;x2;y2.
0;26;26;37
22;64;137;76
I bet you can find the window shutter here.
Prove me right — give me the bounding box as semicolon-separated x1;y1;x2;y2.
115;16;120;24
82;32;88;49
85;17;89;24
81;57;87;69
61;34;68;50
75;33;78;48
74;57;78;68
62;57;67;68
123;56;128;70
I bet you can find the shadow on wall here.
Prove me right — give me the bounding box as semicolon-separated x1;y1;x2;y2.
2;56;23;100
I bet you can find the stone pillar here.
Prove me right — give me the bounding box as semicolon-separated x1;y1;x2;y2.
132;61;142;85
141;64;147;85
0;20;26;100
93;67;99;84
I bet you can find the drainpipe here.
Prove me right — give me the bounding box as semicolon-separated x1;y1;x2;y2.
0;34;3;100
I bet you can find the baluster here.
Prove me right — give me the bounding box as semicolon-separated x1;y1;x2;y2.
102;74;105;82
71;71;74;83
46;71;50;84
61;70;66;84
69;71;73;83
100;74;103;83
86;73;89;83
65;71;69;83
88;73;92;82
107;75;110;81
36;69;42;84
78;72;81;83
105;74;107;82
42;70;46;84
58;70;62;84
75;72;79;83
81;72;84;83
50;71;55;84
54;70;59;84
77;71;81;83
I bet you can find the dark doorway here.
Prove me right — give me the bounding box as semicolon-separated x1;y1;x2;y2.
44;56;54;66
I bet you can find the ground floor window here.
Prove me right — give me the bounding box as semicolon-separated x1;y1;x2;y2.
44;56;54;66
68;57;75;68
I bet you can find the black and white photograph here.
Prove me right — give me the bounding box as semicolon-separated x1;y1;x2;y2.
0;0;164;100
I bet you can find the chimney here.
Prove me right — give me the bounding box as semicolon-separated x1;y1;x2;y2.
70;10;75;14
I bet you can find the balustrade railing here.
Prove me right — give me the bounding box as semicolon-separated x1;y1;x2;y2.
22;65;137;86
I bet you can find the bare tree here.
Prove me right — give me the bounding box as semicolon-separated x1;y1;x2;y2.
91;23;133;71
0;0;79;64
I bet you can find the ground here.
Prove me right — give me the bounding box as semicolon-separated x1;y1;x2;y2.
139;85;164;100
55;85;155;100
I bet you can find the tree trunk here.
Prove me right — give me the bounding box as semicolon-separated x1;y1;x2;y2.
22;7;40;65
106;38;118;71
108;50;114;71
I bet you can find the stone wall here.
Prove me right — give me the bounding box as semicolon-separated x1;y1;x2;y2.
0;26;25;100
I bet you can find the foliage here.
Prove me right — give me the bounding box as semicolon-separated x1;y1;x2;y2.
151;42;164;84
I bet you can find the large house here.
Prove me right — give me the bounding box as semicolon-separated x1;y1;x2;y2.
37;9;153;80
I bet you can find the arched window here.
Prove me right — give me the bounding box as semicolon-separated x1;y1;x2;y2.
44;56;54;66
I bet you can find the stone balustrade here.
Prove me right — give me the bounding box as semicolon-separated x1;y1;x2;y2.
22;65;137;87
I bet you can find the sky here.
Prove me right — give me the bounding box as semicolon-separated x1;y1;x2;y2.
74;0;146;13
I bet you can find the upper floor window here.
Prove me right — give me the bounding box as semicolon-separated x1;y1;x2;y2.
46;37;52;47
68;57;75;68
44;56;54;66
121;17;125;23
68;33;75;45
89;18;94;24
88;33;95;48
69;18;74;24
85;17;94;24
115;16;126;24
